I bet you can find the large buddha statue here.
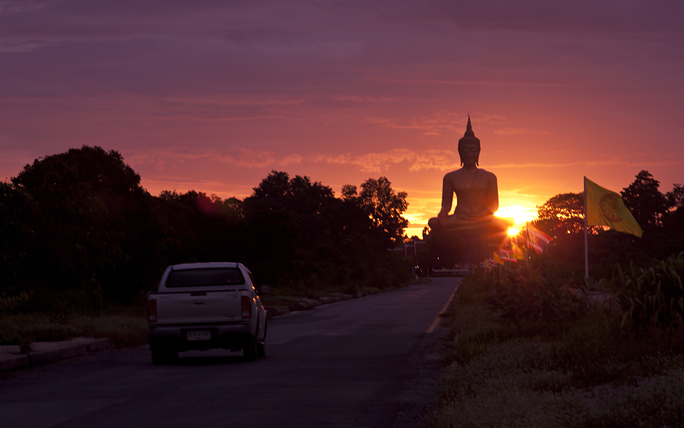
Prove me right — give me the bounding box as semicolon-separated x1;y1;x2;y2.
428;116;508;234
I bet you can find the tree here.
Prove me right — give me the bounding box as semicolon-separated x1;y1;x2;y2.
0;182;35;295
245;170;335;218
251;170;292;199
10;146;167;303
621;170;668;230
13;145;142;197
535;192;584;236
343;177;409;246
666;183;684;210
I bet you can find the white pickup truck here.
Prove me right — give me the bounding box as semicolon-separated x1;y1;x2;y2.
147;262;269;364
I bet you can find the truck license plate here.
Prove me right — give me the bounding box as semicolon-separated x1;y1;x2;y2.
187;330;211;341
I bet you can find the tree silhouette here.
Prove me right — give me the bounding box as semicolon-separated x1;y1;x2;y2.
621;170;669;230
534;192;584;236
9;146;170;303
343;177;409;246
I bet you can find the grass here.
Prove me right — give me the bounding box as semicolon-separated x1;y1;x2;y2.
0;291;149;349
430;274;684;428
0;278;426;349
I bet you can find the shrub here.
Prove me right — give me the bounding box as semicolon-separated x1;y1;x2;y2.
485;266;589;333
609;252;684;330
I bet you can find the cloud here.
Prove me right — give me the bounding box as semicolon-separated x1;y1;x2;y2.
163;97;305;107
431;0;684;35
321;148;457;173
491;156;684;170
367;77;572;88
127;148;278;170
493;127;551;136
279;154;302;165
0;39;55;53
150;114;284;123
128;148;314;171
363;111;466;136
0;1;46;14
328;95;393;103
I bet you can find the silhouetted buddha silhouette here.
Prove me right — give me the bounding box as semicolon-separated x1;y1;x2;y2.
428;117;507;234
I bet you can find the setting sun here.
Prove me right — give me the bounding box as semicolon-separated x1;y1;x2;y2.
507;227;520;237
495;205;538;226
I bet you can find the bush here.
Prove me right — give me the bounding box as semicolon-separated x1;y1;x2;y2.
433;272;684;428
609;252;684;330
485;266;589;333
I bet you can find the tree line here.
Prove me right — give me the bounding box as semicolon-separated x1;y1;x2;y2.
533;170;684;279
0;146;413;305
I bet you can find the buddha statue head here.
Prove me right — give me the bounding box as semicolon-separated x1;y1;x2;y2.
458;116;480;167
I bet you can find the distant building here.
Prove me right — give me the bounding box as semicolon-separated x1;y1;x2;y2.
394;240;427;258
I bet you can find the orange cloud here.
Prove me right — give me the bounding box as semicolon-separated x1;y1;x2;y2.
127;148;278;169
363;111;466;136
366;77;574;87
279;154;303;165
320;148;457;173
490;157;684;170
328;95;393;102
163;97;305;106
493;127;551;135
150;114;285;122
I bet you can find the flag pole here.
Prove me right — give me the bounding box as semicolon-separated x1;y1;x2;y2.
499;247;502;278
525;221;529;268
583;176;589;282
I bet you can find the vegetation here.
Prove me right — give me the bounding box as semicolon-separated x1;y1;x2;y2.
431;259;684;427
535;192;585;235
0;294;148;349
0;145;414;345
418;169;683;280
608;252;684;330
413;169;684;426
529;170;684;280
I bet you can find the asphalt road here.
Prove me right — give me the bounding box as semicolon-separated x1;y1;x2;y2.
0;278;461;428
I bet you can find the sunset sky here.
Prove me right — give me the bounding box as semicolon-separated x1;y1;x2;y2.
1;1;683;237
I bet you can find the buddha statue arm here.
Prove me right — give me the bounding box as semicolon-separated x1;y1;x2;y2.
437;174;454;225
486;174;499;215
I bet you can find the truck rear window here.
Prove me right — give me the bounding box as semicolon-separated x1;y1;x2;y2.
166;268;245;287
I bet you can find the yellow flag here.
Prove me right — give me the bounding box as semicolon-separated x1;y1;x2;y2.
511;242;525;260
585;177;642;238
493;252;501;264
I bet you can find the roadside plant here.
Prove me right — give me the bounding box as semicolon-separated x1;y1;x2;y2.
485;266;588;332
609;252;684;330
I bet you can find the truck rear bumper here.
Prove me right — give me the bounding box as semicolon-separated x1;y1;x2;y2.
149;323;254;352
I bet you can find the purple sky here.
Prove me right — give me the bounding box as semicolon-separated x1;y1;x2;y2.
2;0;683;235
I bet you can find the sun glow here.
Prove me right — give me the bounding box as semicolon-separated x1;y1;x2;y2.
402;201;539;240
495;205;537;226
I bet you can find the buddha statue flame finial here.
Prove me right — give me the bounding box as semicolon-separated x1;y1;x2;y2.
459;116;480;147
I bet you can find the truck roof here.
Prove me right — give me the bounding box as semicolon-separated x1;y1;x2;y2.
170;262;242;271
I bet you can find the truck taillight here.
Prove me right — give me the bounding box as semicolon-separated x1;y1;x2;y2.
147;298;157;323
241;295;252;319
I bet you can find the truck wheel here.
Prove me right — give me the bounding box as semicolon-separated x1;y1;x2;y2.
256;321;267;358
243;337;258;361
151;343;178;365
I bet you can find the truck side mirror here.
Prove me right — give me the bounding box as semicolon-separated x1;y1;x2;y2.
259;285;272;294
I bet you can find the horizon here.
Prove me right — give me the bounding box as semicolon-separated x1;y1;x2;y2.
2;1;683;238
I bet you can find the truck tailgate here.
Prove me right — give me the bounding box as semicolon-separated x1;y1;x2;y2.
155;290;242;325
